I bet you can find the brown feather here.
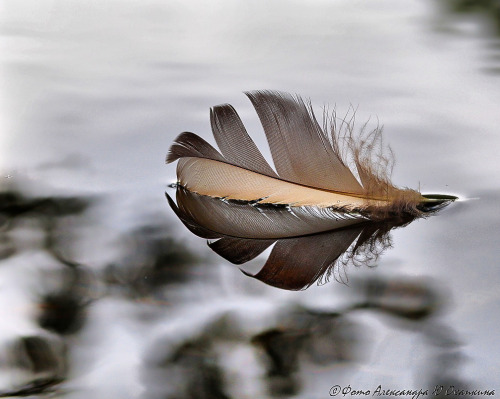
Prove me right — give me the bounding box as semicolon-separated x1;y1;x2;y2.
165;91;457;288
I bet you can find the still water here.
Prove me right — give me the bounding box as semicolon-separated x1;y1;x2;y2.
1;0;500;397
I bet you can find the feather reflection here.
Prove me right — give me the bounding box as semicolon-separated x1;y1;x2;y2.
168;186;454;290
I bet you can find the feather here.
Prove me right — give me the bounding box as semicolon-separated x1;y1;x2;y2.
167;91;456;236
166;91;457;288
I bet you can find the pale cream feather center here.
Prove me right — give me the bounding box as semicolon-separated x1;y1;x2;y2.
177;157;389;209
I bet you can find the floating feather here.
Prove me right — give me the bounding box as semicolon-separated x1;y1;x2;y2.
166;91;456;289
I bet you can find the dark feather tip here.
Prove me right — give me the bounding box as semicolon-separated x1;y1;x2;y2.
417;194;458;213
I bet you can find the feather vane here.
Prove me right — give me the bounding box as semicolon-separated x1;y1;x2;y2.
165;90;457;289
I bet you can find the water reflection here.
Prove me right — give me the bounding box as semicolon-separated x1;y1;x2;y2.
104;223;200;301
0;184;88;395
140;275;471;398
439;0;500;74
443;0;500;34
1;0;498;395
217;220;397;290
250;309;363;397
0;334;66;397
0;183;475;397
168;186;455;290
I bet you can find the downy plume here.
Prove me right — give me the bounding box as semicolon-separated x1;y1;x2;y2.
166;91;456;289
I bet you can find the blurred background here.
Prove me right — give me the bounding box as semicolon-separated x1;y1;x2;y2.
1;0;500;397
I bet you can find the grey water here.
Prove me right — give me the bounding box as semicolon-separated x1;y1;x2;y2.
1;0;500;397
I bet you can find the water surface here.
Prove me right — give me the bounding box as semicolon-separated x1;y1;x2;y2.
1;0;499;397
